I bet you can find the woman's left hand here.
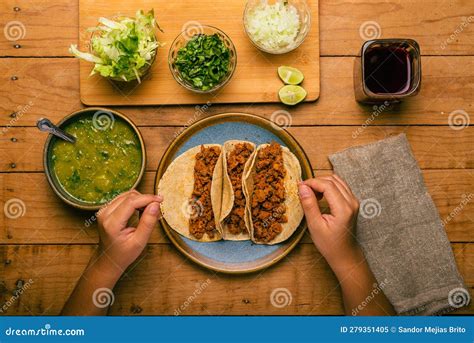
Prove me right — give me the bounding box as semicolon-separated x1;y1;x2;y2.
96;190;163;273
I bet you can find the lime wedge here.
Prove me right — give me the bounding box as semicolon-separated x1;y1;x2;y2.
278;85;307;105
278;66;304;85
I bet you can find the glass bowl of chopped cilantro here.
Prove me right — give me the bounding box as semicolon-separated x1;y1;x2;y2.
70;9;162;83
244;0;311;54
169;25;236;93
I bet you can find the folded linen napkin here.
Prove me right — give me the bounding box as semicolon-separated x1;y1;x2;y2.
329;133;469;315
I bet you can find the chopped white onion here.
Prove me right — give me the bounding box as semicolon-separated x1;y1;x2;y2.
246;0;301;51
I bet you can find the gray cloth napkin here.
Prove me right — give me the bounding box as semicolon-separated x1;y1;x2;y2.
329;133;469;315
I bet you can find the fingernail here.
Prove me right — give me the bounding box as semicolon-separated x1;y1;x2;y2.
155;194;163;202
149;203;159;215
298;184;312;199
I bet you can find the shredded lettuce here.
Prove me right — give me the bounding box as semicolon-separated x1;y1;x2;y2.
69;9;162;82
246;0;300;51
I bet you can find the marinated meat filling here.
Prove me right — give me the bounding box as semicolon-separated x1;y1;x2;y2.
224;143;255;235
189;146;221;239
251;143;287;243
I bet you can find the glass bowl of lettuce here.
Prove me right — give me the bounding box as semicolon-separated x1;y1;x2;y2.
70;9;162;83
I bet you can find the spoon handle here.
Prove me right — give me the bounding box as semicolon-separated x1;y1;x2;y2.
37;118;76;143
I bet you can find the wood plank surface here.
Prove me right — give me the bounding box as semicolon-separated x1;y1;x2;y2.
1;126;472;173
1;244;473;315
1;56;474;126
1;170;473;245
1;0;473;56
0;0;78;56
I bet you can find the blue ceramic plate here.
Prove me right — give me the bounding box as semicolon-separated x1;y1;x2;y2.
154;113;313;273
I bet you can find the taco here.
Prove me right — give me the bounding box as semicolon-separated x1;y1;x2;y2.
158;144;224;242
218;140;256;240
243;142;304;245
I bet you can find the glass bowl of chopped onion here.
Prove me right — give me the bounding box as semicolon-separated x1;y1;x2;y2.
168;25;237;93
244;0;311;54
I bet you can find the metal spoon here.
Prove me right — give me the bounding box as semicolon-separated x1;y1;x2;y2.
37;118;76;143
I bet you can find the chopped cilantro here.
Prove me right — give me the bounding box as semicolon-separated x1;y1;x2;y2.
174;34;230;91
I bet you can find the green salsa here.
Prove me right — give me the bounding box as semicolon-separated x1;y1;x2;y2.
51;115;142;204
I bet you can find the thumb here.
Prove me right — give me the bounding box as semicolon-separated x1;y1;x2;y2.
298;184;324;233
135;202;161;245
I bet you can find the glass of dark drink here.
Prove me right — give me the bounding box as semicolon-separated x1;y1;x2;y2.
354;39;421;103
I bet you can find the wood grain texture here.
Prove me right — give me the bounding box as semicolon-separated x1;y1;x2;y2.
319;0;474;56
1;56;474;126
1;244;473;315
0;0;78;56
1;169;473;244
1;126;472;173
1;0;473;56
78;0;319;105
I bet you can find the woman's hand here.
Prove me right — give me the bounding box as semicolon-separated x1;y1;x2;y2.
97;190;163;274
62;190;162;315
298;175;395;316
298;175;359;267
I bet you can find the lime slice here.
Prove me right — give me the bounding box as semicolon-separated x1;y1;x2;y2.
278;66;304;85
278;85;307;105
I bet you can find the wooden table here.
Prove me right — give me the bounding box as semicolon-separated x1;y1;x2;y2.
0;0;473;315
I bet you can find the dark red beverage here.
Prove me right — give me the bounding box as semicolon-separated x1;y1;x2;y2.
354;39;421;103
364;46;411;94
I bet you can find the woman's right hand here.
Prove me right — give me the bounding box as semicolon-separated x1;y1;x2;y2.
298;175;360;267
298;175;396;316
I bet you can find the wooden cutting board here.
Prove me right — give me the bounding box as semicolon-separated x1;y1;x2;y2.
78;0;320;105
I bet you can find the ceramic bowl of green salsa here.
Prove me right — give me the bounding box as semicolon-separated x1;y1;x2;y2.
43;108;146;211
